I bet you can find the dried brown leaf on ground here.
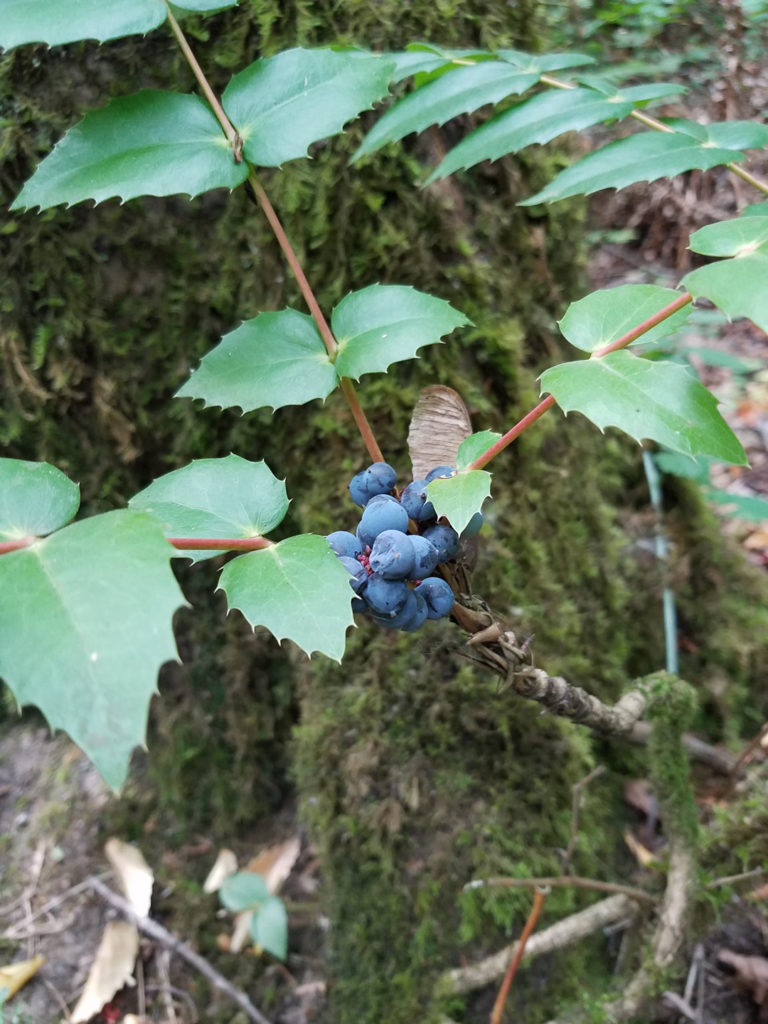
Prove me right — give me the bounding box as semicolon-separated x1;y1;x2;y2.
0;955;45;1000
718;948;768;1016
71;920;139;1023
245;836;301;895
105;838;153;919
203;848;238;894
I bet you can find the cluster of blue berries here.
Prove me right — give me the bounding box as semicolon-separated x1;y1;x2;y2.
327;461;477;632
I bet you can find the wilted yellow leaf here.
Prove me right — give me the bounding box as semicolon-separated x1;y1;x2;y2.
0;955;45;999
105;838;154;919
245;836;300;895
71;921;139;1023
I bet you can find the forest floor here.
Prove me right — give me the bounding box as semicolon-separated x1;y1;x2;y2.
3;39;768;1024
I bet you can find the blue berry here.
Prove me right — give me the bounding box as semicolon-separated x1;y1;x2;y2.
422;523;459;563
460;512;484;538
415;577;454;619
357;500;409;548
371;590;418;629
399;591;429;632
400;479;435;522
365;574;409;615
349;462;397;507
425;464;455;483
339;555;368;595
410;535;439;578
327;530;362;559
369;531;415;580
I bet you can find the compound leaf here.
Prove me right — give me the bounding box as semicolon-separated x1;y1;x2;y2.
559;285;692;352
222;48;394;167
12;91;247;212
540;351;747;464
0;510;184;791
0;459;79;541
682;214;768;333
521;131;744;206
252;897;288;960
0;0;165;49
176;310;336;413
426;470;492;534
332;284;470;380
456;431;501;469
353;62;538;160
129;456;288;561
496;49;595;73
220;534;355;661
428;84;683;182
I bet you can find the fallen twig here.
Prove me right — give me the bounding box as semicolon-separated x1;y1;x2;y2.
439;893;639;996
87;876;273;1024
464;875;656;907
490;887;548;1024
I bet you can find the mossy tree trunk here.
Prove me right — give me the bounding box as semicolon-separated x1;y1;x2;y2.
2;2;768;1022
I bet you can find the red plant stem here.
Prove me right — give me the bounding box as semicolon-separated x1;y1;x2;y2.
468;292;694;471
0;536;274;556
489;887;548;1024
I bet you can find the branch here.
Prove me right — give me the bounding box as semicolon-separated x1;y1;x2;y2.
88;877;273;1024
464;875;656;907
438;894;639;996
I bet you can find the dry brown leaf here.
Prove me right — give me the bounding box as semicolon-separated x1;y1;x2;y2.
744;527;768;550
623;829;656;868
203;848;238;894
407;385;472;480
230;910;254;954
71;921;139;1023
718;948;768;1008
0;955;45;999
245;836;301;895
105;838;153;918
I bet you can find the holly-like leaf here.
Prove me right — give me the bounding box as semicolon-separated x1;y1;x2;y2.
427;84;683;182
706;489;768;522
426;470;492;534
0;0;165;50
219;534;355;661
0;459;79;541
129;456;288;561
540;351;747;464
671;118;768;150
559;285;692;353
175;309;337;413
682;214;768;334
12;91;247;212
332;284;470;380
520;131;744;206
456;431;501;469
220;873;269;911
496;49;596;73
0;0;238;49
252;897;288;960
222;48;394;167
0;511;184;791
353;62;539;161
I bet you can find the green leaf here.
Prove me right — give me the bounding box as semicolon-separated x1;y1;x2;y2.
540;351;747;464
456;431;501;469
428;85;683;182
706;489;768;522
671;118;768;150
252;897;288;960
426;471;492;534
222;48;394;167
520;131;744;206
353;62;538;160
129;456;288;561
0;459;79;541
653;451;711;483
332;284;470;380
558;285;692;353
219;534;355;661
383;51;457;83
220;872;269;911
176;309;336;414
0;0;165;49
172;0;238;9
11;92;247;212
0;510;183;790
682;215;768;334
496;50;596;73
